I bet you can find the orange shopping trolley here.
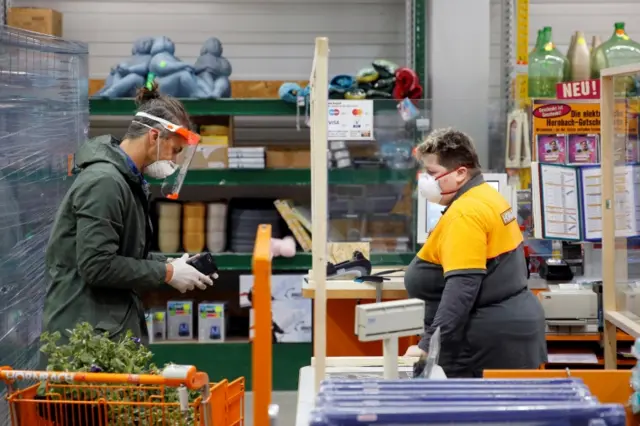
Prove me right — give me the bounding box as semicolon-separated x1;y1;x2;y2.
0;364;245;426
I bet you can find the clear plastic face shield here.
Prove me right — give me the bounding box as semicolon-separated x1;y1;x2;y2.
134;112;200;200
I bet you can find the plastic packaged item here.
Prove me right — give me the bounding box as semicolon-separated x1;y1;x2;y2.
591;22;640;95
319;378;589;391
308;404;626;426
316;393;594;404
528;27;569;98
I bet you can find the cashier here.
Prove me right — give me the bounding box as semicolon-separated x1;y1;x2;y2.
404;128;547;377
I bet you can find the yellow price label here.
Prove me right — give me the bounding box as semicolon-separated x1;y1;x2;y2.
514;74;529;108
515;0;529;65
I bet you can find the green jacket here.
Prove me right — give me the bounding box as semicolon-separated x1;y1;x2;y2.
42;135;167;351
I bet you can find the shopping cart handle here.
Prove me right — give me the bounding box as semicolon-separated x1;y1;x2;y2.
0;364;209;390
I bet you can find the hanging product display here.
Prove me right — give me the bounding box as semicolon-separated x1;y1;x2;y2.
504;109;531;169
591;22;640;94
567;31;591;81
528;27;568;98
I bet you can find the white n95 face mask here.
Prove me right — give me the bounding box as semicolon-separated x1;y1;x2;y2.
144;160;177;179
418;173;444;205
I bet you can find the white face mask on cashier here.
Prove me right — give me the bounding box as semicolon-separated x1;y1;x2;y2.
135;121;178;179
418;173;443;204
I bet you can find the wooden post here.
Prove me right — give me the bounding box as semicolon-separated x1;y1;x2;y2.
600;63;640;366
310;37;330;394
252;224;272;426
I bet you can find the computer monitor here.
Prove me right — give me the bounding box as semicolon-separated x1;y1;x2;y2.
416;173;510;243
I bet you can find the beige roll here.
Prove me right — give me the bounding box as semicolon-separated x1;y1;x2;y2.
183;232;205;253
207;231;226;253
158;231;180;253
158;217;181;234
157;202;181;219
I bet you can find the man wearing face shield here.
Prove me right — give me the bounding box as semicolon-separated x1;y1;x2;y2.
404;128;546;377
40;83;214;352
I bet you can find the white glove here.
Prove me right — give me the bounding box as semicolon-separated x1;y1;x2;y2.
167;254;213;293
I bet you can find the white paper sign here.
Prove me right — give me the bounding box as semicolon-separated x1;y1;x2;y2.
327;100;374;141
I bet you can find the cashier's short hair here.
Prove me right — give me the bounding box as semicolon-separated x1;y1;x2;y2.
416;128;481;171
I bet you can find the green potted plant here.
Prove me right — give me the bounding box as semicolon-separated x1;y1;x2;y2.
37;322;199;425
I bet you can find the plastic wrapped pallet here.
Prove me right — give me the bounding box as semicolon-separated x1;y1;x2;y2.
0;25;88;423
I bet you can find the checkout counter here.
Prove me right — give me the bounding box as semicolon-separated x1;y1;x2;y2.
302;268;417;356
303;262;612;345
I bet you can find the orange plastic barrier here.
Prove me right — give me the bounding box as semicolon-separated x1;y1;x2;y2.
484;369;637;426
252;224;273;426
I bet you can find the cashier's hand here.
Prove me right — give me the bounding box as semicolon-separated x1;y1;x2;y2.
404;345;426;357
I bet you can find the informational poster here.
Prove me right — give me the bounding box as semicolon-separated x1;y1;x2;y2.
539;164;581;240
531;162;581;241
531;99;639;165
580;165;640;240
327;100;374;141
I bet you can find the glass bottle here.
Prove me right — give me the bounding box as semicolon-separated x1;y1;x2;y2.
590;35;602;53
567;31;591;81
528;27;569;98
591;23;640;95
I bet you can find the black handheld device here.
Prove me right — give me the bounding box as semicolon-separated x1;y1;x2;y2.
187;252;219;276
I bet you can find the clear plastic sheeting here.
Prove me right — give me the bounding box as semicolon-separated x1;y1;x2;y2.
327;99;426;262
311;378;626;426
0;25;88;422
0;0;8;27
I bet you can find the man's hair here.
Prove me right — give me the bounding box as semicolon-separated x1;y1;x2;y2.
416;127;481;170
124;81;191;140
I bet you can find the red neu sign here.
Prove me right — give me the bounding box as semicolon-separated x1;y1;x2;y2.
556;79;600;100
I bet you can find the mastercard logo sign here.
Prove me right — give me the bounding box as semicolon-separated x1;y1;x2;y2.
352;108;363;116
328;108;340;116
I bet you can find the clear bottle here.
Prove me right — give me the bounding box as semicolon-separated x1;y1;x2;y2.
591;22;640;94
528;27;569;98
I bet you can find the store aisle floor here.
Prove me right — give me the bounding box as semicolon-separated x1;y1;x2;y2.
244;391;299;425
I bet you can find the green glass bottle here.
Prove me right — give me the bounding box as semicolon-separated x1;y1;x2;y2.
528;27;569;98
530;29;542;55
591;22;640;95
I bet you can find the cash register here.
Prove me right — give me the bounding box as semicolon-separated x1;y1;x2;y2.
536;256;599;334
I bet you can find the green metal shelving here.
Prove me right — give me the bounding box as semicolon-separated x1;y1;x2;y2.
89;98;416;116
90;98;299;116
148;168;413;186
155;252;415;271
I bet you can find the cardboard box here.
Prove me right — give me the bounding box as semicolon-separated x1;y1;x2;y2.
8;8;62;36
198;302;227;342
266;149;310;168
167;301;193;340
189;135;229;170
